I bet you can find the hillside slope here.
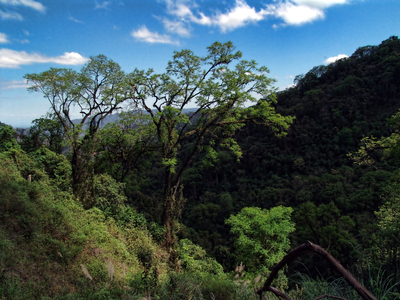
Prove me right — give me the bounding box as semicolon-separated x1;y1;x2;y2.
177;36;400;272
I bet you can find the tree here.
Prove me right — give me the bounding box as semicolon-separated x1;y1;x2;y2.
225;206;295;276
95;111;157;183
128;41;294;256
25;55;132;205
349;109;400;276
20;115;65;154
0;122;17;152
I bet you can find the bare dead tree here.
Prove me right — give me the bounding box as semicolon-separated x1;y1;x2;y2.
256;241;377;300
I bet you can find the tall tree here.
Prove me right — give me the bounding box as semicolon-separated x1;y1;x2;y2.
24;55;132;206
128;41;294;256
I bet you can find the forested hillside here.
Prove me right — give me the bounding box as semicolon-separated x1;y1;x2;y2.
176;36;400;275
1;37;400;299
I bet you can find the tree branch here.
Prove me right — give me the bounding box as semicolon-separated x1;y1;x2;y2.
257;241;377;300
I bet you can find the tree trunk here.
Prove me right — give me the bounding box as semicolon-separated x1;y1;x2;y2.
71;144;95;208
161;166;184;266
71;148;81;196
161;192;175;249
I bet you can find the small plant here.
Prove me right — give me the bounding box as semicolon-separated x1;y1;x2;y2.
80;264;93;281
364;267;400;300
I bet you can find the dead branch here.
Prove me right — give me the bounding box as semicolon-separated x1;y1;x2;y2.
256;241;377;300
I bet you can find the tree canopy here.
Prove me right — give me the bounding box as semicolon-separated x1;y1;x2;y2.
127;41;294;255
24;55;133;205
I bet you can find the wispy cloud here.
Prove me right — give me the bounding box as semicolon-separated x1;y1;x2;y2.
161;18;191;37
0;49;89;68
198;0;271;32
23;29;29;35
68;15;83;23
16;38;29;43
324;54;349;64
0;0;46;13
95;1;111;9
0;32;10;43
160;0;351;33
164;0;270;33
131;26;178;44
0;79;30;89
292;0;348;9
132;0;351;44
0;9;23;20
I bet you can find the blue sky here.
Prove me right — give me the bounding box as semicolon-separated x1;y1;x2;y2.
0;0;399;127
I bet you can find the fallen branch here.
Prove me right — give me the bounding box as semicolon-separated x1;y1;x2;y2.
256;241;377;300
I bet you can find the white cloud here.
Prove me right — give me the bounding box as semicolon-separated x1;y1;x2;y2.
0;9;23;20
164;0;193;18
279;83;296;90
162;18;191;36
0;32;10;43
161;0;352;32
68;16;83;23
95;1;111;9
23;29;29;35
0;0;46;13
324;54;349;64
131;26;177;44
0;79;30;89
17;38;29;43
268;2;324;26
0;49;89;68
206;0;271;32
293;0;348;9
165;0;271;32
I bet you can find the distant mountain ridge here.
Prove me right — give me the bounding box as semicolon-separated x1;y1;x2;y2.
71;107;199;127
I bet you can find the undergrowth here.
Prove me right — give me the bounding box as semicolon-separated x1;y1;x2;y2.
0;146;398;299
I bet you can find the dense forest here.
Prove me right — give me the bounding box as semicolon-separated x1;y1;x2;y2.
1;37;400;299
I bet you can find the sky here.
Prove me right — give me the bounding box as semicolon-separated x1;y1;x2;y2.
0;0;399;128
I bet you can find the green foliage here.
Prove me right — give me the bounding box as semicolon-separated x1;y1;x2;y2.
93;173;127;215
178;239;224;275
95;110;157;183
29;146;72;190
129;41;293;253
292;269;399;300
0;146;175;299
176;37;400;282
24;55;134;203
362;267;400;300
226;206;295;275
292;273;359;300
3;36;400;299
21;116;65;154
0;122;18;152
294;200;358;261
